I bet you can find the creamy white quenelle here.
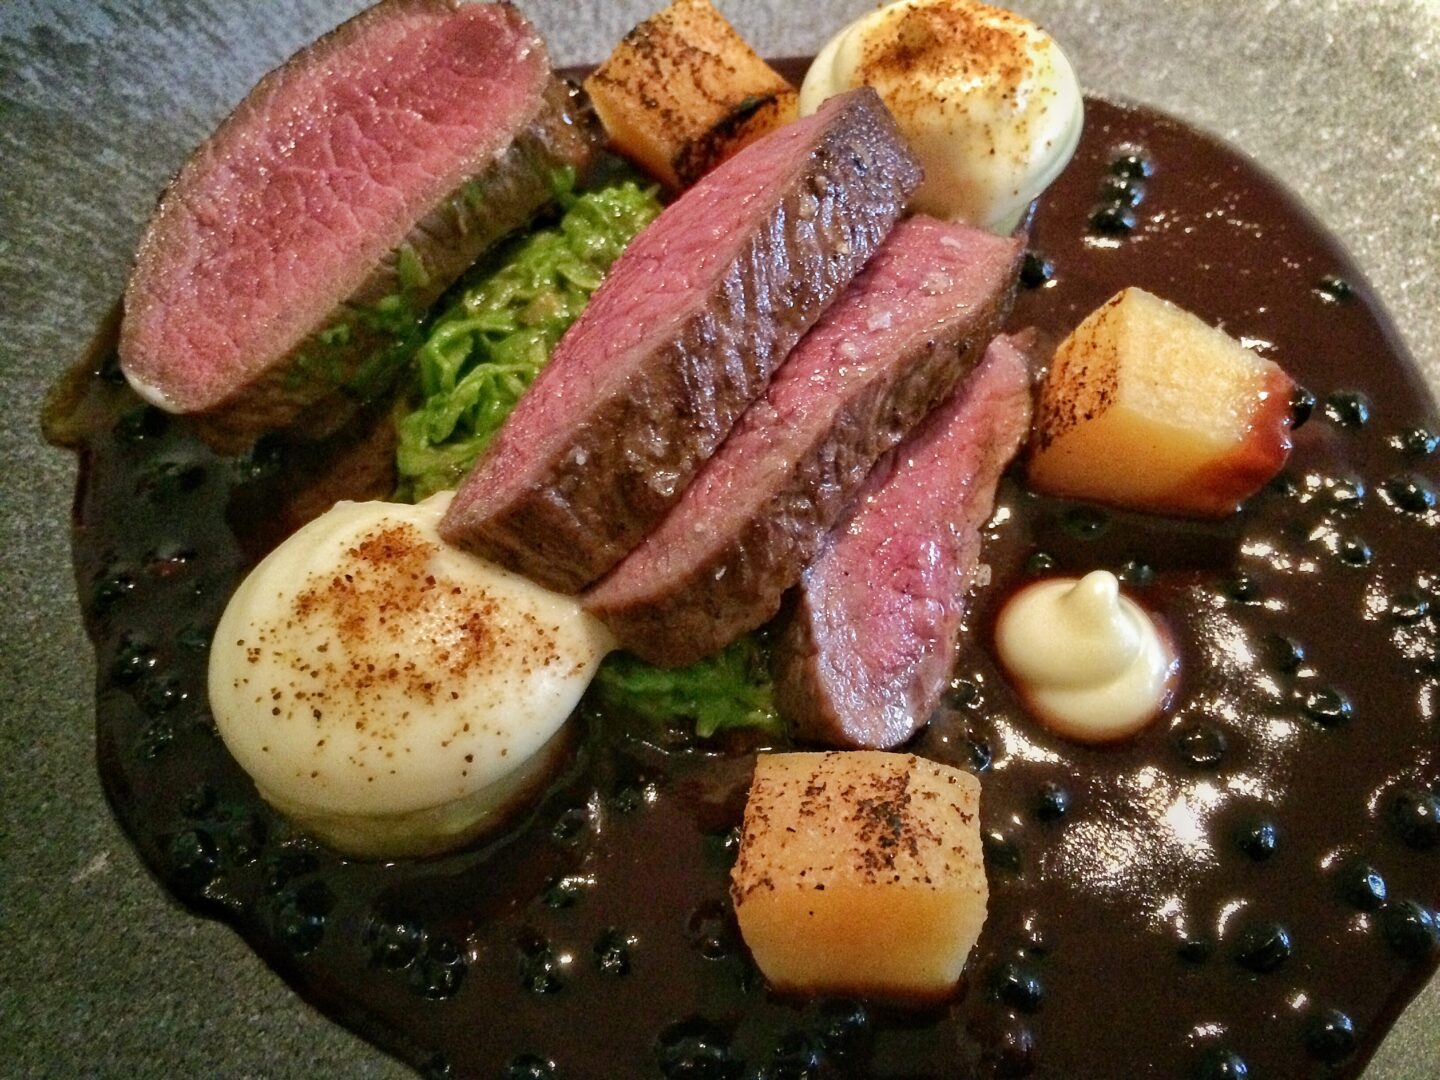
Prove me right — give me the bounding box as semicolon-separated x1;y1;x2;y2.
799;0;1083;232
995;571;1176;742
209;492;614;857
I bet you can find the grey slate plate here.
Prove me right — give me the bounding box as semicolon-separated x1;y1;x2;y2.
1;1;1436;1076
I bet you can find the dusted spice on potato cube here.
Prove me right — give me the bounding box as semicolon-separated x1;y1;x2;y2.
730;751;987;1001
1027;287;1296;517
583;0;798;188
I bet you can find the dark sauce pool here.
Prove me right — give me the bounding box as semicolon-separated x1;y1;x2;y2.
49;68;1440;1078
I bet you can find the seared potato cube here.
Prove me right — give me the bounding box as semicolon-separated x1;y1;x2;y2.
1028;287;1296;517
584;0;798;188
730;751;987;1001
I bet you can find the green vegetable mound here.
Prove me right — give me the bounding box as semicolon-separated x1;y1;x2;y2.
594;634;784;739
394;174;662;501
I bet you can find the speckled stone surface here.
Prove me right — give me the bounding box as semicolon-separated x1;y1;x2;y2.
1;1;1435;1076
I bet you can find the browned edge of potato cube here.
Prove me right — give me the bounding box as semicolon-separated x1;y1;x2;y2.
583;0;797;189
1026;286;1296;518
730;751;988;1003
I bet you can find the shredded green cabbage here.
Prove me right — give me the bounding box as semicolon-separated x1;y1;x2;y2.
394;174;662;501
593;635;784;739
287;247;431;402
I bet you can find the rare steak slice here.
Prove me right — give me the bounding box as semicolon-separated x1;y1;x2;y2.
439;88;923;593
120;0;599;452
775;334;1035;750
585;219;1022;665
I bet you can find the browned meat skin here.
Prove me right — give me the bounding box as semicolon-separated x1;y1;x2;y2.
775;334;1035;750
438;88;923;593
584;220;1022;666
119;0;600;454
189;78;600;452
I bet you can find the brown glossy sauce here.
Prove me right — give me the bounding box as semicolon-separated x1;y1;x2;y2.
55;67;1439;1079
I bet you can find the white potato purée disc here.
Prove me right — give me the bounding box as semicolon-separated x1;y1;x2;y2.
209;491;615;857
800;0;1084;233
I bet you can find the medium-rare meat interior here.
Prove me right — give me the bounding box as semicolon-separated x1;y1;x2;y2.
119;0;598;451
775;333;1035;749
438;87;923;593
585;217;1022;666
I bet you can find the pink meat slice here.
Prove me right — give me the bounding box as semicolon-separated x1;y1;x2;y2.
439;88;923;593
584;219;1021;665
774;334;1035;750
120;0;584;447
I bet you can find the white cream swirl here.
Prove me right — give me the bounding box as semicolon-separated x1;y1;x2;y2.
996;571;1176;742
799;0;1083;232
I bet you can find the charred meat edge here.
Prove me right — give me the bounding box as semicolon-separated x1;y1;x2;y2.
439;89;924;593
122;55;599;453
586;230;1023;666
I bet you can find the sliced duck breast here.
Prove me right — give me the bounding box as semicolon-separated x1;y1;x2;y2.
584;219;1021;665
120;0;598;450
439;87;923;593
775;333;1035;749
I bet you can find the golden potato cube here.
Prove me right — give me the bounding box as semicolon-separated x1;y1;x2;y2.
583;0;797;189
730;751;987;1001
1028;287;1295;517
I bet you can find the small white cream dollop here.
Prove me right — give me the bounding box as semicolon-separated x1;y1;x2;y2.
209;492;614;857
799;0;1083;232
995;570;1176;742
